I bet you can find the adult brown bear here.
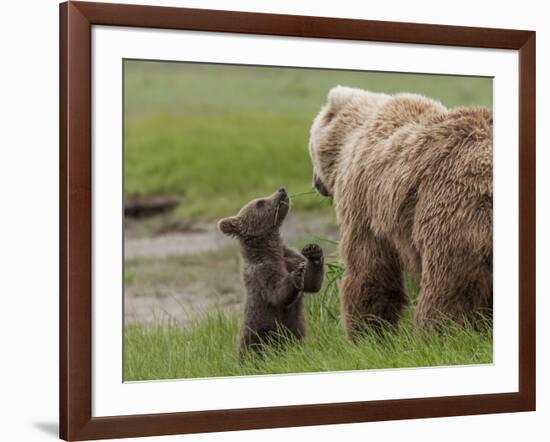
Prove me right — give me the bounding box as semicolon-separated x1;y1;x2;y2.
308;86;493;338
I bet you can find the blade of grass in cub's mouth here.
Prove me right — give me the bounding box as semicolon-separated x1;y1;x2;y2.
273;200;290;226
273;202;280;226
289;190;317;198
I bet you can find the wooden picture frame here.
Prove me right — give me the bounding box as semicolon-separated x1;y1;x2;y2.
59;1;536;440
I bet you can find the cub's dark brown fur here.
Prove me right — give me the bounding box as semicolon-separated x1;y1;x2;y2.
218;188;324;357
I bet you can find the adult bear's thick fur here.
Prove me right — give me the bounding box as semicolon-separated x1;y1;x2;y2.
309;86;492;338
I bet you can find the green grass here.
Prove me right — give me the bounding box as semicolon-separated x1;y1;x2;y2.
124;61;492;222
124;262;492;381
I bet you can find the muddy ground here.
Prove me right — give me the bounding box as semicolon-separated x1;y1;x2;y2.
124;213;339;326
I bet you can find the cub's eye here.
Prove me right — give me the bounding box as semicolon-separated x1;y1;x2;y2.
256;200;265;208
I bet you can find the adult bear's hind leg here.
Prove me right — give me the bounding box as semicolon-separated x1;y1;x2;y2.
415;251;492;329
340;230;408;340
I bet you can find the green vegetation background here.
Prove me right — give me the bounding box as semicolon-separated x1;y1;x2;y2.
124;61;492;221
124;61;493;381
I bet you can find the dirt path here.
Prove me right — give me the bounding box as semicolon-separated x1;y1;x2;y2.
125;214;338;260
125;225;232;260
124;214;339;326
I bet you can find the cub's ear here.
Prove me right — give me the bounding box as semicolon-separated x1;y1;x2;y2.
217;216;241;236
327;85;358;113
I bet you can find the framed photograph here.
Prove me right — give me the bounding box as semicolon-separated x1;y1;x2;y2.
60;1;536;440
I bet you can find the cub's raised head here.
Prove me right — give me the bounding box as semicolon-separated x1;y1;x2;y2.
218;188;290;239
309;86;390;197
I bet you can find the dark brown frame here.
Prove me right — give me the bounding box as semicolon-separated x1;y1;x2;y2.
60;1;536;440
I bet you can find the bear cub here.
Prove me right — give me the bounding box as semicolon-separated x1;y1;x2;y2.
218;188;324;357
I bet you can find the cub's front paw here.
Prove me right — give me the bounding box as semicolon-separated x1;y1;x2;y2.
301;243;323;261
291;262;306;291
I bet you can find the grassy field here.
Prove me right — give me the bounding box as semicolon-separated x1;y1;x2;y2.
124;61;492;221
125;262;492;381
